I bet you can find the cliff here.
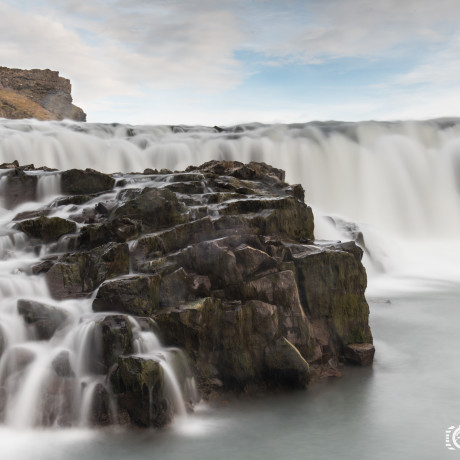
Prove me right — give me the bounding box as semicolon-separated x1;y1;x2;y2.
0;67;86;121
0;160;374;428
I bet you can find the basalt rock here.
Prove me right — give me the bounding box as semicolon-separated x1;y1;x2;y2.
110;356;173;427
61;169;114;195
17;299;69;340
46;242;129;299
21;160;374;427
16;216;76;243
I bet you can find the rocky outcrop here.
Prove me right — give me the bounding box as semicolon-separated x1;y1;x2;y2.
0;67;86;121
3;159;374;428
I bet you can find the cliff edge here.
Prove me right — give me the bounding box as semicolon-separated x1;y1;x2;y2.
0;67;86;121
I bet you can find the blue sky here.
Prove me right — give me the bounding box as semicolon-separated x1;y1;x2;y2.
2;0;460;124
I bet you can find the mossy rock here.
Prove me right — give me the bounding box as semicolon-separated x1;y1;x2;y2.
61;168;115;195
16;216;76;243
93;274;161;315
110;356;172;427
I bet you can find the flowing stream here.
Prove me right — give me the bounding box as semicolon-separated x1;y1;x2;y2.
0;118;459;459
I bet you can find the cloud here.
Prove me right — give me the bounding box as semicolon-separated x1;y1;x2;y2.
0;0;246;109
245;0;460;63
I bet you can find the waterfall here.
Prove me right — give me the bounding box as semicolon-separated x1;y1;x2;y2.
0;117;458;429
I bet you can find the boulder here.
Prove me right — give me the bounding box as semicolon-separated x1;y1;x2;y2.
95;315;133;371
110;356;173;427
291;245;373;349
3;169;38;209
344;343;375;366
46;242;130;299
16;216;76;243
264;337;311;387
61;169;114;195
111;188;185;231
93;275;161;315
17;299;68;340
51;351;75;377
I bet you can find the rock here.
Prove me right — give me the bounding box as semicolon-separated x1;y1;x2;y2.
112;188;185;231
95;315;133;371
78;218;140;249
0;66;86;121
344;343;375;366
17;299;68;340
93;275;161;315
46;242;130;299
3;169;38;209
61;169;114;195
110;356;173;427
86;383;111;425
160;268;194;307
291;244;373;349
264;337;311;387
15;216;76;243
51;351;75;377
0;327;5;357
0;160;19;169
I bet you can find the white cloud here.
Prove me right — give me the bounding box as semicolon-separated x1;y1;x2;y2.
0;0;246;110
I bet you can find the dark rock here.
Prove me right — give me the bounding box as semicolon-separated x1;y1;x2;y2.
17;299;68;340
78;218;140;249
95;315;133;370
51;351;75;377
112;187;185;231
344;343;375;366
13;209;51;221
291;245;373;349
0;160;19;169
264;337;311;387
93;275;161;315
86;383;111;425
3;169;38;209
61;169;114;195
46;242;130;299
16;216;76;243
110;356;173;427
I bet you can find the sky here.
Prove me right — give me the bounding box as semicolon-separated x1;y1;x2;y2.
2;0;460;125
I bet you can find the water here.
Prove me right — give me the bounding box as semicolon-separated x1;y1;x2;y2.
0;118;459;458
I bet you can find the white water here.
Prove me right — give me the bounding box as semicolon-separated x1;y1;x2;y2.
0;118;459;458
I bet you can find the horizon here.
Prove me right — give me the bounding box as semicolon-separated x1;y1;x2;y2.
2;1;460;125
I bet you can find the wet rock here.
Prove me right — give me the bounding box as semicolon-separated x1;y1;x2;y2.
159;268;194;307
95;315;133;370
93;275;161;315
0;160;19;169
291;245;373;349
344;343;375;366
112;188;186;232
3;169;38;209
51;351;75;377
110;356;173;427
16;216;76;243
61;168;115;195
264;337;311;387
0;326;5;357
17;299;68;340
13;209;51;221
78;218;140;249
46;242;130;299
87;383;111;425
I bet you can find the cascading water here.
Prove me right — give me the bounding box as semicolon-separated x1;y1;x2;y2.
2;118;460;280
0;168;198;429
0;118;459;460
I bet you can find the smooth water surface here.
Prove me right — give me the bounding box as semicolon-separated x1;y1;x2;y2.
3;279;458;460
